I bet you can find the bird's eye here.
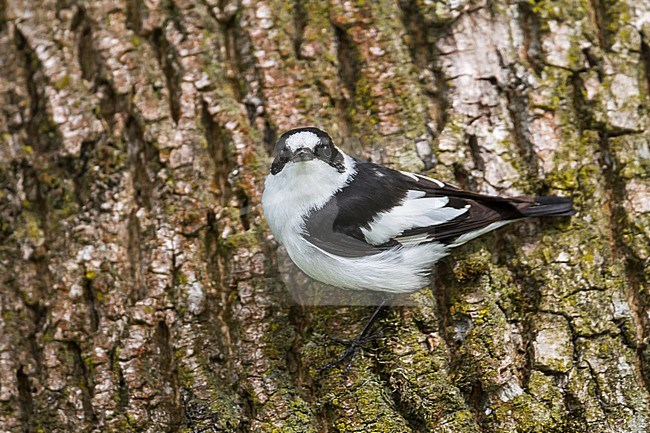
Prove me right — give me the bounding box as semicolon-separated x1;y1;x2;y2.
317;144;332;158
279;148;291;160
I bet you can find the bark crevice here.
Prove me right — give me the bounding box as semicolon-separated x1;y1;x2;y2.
397;0;450;141
292;0;308;60
69;341;98;425
332;23;361;139
641;33;650;103
83;273;99;332
201;101;233;206
518;2;544;75
15;26;63;154
125;0;145;34
598;130;650;396
126;209;146;301
125;114;158;209
154;320;183;431
75;8;100;83
150;26;182;124
16;367;33;426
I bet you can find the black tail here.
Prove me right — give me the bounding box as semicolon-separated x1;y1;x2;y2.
520;196;576;217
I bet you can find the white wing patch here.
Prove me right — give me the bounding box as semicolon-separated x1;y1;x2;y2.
285;131;320;151
393;232;432;246
406;190;425;199
400;170;445;187
360;191;469;245
449;220;512;247
399;170;419;181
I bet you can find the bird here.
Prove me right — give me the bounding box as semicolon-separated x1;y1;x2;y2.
262;126;575;371
262;127;575;294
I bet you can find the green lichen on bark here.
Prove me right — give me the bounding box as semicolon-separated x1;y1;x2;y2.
2;0;650;431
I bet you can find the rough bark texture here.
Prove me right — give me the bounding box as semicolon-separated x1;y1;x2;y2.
1;0;649;432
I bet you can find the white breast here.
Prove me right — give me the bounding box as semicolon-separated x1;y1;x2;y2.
261;156;356;244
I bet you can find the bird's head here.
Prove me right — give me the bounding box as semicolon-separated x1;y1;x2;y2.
270;127;346;175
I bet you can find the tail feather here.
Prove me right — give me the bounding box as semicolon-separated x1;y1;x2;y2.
520;196;576;217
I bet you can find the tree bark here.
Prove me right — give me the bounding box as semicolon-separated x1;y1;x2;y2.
1;0;649;432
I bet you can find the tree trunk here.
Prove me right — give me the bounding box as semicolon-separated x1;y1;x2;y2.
1;0;649;432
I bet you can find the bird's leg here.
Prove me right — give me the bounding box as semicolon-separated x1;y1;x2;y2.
321;296;392;373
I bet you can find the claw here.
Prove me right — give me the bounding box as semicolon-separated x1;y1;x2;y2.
320;327;386;373
319;299;392;373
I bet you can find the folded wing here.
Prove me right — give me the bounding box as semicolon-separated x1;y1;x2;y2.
302;158;574;256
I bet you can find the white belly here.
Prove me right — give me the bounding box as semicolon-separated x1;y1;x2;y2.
281;229;449;293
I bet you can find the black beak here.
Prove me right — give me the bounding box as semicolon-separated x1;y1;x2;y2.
291;147;315;162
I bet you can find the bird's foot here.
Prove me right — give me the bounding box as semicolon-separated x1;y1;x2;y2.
320;329;385;373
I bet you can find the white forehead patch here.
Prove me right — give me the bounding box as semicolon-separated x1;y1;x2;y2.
285;131;320;151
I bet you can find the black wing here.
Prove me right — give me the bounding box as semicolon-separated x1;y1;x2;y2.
303;198;399;258
303;158;574;254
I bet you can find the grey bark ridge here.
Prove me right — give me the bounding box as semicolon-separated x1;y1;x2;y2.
1;0;649;432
